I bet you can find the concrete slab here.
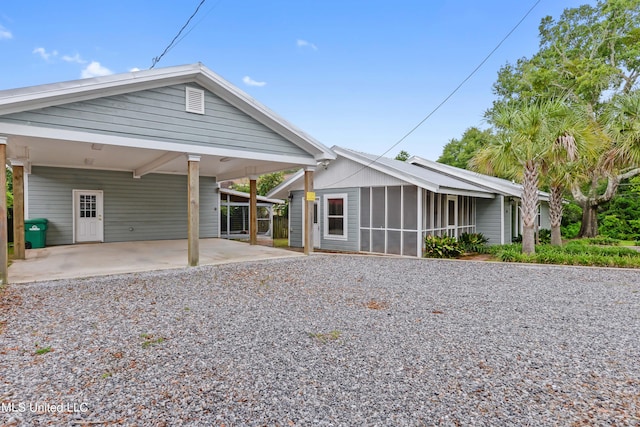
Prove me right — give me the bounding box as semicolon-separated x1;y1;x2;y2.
8;238;304;283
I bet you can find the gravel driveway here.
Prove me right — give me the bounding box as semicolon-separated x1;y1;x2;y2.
1;255;639;426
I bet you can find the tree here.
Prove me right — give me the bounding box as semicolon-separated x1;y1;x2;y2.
491;0;640;237
257;172;284;196
437;127;496;170
472;100;582;254
394;150;410;161
232;172;285;196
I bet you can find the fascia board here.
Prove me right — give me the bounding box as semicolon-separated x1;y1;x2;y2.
0;122;318;167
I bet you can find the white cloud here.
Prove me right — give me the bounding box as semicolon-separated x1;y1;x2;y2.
0;25;12;40
296;39;317;50
129;67;141;72
33;47;58;61
242;76;266;87
62;53;87;64
81;61;113;78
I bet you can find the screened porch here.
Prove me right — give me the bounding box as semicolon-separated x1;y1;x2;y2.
359;185;477;257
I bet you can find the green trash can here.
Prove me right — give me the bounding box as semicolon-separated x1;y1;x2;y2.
25;218;48;249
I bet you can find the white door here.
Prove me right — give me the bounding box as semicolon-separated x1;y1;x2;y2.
74;190;104;243
446;195;458;238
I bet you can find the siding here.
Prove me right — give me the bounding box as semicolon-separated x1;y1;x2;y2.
1;84;309;157
288;187;359;252
540;202;551;230
476;196;503;245
27;166;218;245
314;156;410;189
289;191;303;248
318;188;359;252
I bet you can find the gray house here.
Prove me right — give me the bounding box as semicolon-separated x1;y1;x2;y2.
0;63;334;279
268;146;550;257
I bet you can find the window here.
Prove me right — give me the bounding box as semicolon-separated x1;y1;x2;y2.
324;194;348;240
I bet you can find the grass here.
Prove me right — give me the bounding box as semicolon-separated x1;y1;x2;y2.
308;330;342;344
486;240;640;268
273;238;289;248
34;345;52;355
140;333;165;349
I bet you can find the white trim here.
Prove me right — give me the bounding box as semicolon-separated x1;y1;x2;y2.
323;193;348;241
417;187;423;257
72;189;104;243
0;136;6;145
0;122;319;167
500;195;505;245
24;171;29;219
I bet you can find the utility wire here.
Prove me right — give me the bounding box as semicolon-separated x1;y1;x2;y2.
172;0;224;49
150;0;207;69
323;0;542;188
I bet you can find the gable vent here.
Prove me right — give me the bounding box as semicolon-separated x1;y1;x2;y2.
185;87;205;114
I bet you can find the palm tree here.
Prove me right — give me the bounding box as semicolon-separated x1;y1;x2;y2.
543;105;598;246
472;99;586;254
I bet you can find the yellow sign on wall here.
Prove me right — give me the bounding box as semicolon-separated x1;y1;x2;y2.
306;191;316;201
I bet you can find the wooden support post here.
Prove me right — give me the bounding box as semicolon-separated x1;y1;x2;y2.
249;177;258;245
187;155;200;267
12;163;25;260
304;168;314;255
0;138;7;284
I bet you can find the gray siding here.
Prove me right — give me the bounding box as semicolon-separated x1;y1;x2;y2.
2;84;309;157
289;191;304;248
476;196;503;245
314;156;410;189
288;187;359;252
540;202;551;230
318;188;359;252
27;166;217;245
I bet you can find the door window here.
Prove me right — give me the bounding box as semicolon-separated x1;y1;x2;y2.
79;195;97;218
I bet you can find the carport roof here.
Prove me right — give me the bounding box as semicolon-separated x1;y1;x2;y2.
0;63;335;180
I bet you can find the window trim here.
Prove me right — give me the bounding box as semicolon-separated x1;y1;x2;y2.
323;193;348;240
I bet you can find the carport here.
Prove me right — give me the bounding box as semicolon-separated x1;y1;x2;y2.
8;238;303;283
0;63;334;283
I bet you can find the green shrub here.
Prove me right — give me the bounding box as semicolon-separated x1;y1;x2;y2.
583;236;621;246
485;241;640;268
458;232;489;253
424;235;463;258
561;222;581;239
537;229;551;244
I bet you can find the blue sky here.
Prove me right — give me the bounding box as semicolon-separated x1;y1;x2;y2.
1;0;593;161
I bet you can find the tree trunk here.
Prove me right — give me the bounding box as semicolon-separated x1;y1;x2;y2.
549;185;564;246
522;225;536;254
521;161;539;255
578;204;598;238
571;168;640;238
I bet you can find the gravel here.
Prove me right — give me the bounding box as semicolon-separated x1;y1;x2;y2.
1;255;639;426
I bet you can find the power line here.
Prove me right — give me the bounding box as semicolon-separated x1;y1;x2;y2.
150;0;207;69
322;0;543;188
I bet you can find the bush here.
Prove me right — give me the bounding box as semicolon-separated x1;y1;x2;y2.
485;241;640;268
424;235;463;258
537;229;551;244
561;222;581;239
458;232;489;253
